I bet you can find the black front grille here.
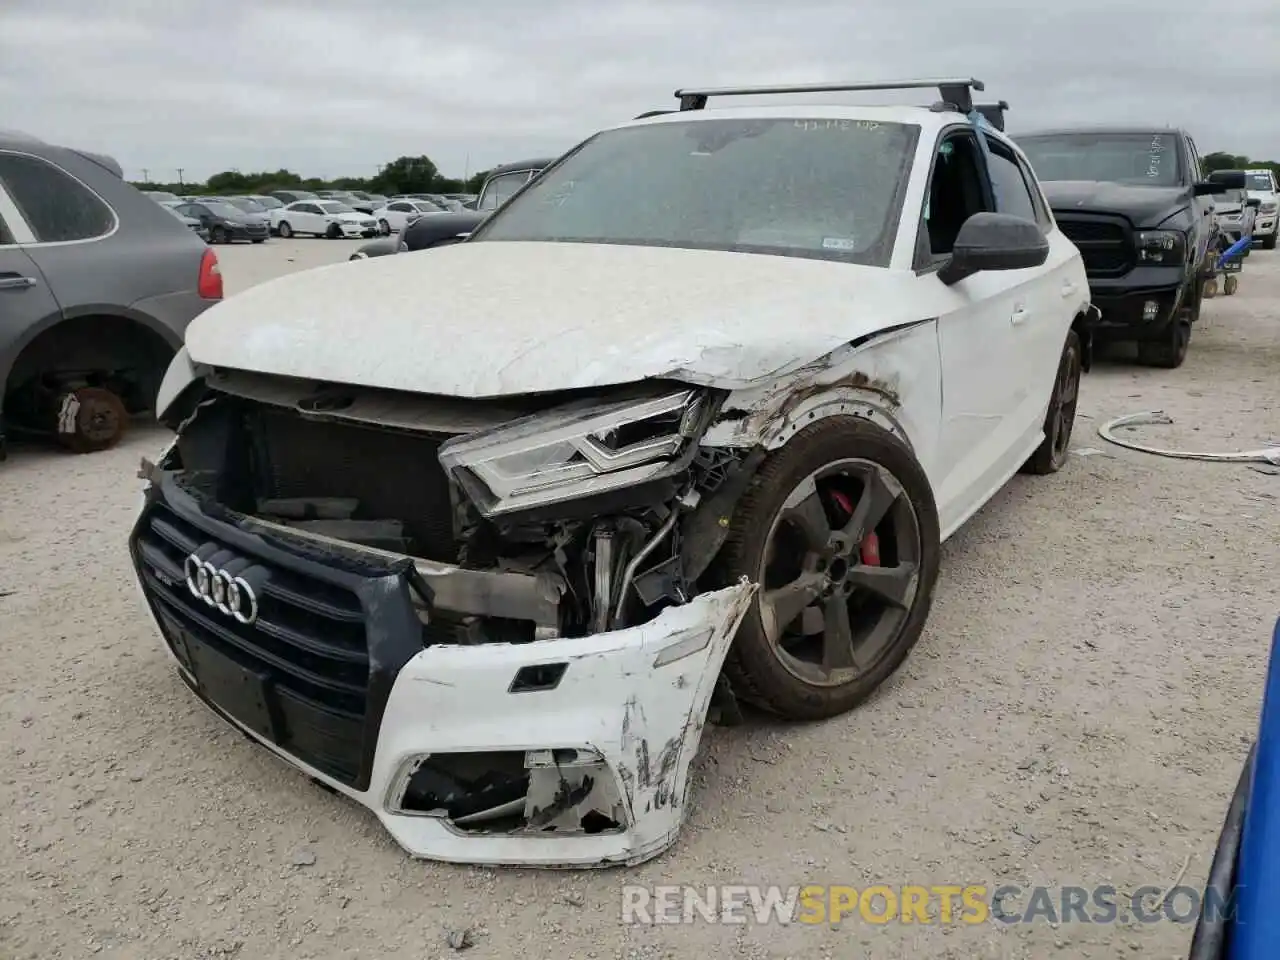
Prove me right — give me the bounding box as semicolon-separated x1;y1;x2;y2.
134;499;374;786
1056;215;1133;277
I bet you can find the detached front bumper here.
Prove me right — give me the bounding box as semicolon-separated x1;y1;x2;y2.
129;474;755;867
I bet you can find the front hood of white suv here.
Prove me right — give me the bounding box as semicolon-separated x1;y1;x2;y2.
183;241;927;398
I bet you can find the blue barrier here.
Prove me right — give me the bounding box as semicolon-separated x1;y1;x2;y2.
1229;615;1280;959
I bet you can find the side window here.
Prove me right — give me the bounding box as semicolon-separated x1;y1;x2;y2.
1186;138;1202;182
477;172;528;212
0;151;115;243
390;202;410;212
983;139;1040;225
0;210;13;245
190;204;209;218
922;131;991;260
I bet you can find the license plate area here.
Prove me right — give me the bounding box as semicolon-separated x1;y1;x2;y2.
183;633;280;741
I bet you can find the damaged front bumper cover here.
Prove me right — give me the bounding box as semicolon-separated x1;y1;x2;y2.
130;468;755;867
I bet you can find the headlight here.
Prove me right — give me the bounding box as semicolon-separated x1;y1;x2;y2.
438;388;710;516
1261;201;1278;214
1135;230;1184;265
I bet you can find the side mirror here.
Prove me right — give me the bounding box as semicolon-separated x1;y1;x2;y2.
1200;170;1247;194
1247;197;1262;209
937;212;1049;286
1195;181;1228;196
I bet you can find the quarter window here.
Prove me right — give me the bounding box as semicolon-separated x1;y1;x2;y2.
0;151;115;243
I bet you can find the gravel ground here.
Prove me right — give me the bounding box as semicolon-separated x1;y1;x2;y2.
2;237;1278;960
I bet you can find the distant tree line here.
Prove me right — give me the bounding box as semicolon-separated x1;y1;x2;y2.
129;155;490;196
1201;152;1280;177
128;149;1279;197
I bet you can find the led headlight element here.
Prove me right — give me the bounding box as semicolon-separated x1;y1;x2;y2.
438;388;709;516
1135;230;1183;265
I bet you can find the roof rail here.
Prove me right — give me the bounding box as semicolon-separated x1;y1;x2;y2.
673;78;985;114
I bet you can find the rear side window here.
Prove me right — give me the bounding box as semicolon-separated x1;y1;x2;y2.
0;151;116;243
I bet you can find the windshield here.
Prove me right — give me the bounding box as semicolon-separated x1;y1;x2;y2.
226;198;264;213
1017;133;1182;187
146;191;179;202
320;201;355;213
205;202;242;218
1247;173;1275;192
475;118;918;265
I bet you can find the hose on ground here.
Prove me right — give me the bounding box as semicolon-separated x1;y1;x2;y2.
1097;411;1280;465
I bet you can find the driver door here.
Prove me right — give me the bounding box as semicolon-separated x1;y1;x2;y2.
919;128;1036;535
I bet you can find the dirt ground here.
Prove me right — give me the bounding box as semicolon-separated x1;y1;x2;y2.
2;237;1278;960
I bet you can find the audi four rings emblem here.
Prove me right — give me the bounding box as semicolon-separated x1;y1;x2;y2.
185;553;259;625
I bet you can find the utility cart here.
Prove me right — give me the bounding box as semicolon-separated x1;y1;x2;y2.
1203;234;1250;298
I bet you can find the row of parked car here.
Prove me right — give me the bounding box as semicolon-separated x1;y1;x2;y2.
140;187;483;243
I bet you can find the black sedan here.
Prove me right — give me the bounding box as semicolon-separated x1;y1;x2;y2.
175;201;270;244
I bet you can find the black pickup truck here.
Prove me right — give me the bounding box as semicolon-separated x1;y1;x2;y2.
1016;127;1244;368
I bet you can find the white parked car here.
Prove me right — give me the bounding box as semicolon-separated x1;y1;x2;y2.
1246;168;1278;249
133;78;1093;869
371;199;447;235
269;200;378;239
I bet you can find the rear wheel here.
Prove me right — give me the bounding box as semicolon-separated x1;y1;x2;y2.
1023;329;1082;475
712;417;940;721
277;221;293;238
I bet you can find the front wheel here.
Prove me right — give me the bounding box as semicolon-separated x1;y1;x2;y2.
277;221;293;238
210;225;227;244
711;417;941;721
1262;233;1277;251
326;223;342;239
378;219;391;236
1023;329;1082;475
251;238;266;244
1138;318;1191;368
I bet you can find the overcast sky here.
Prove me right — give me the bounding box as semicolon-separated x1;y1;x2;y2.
1;0;1277;183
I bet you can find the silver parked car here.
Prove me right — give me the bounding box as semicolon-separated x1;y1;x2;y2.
0;130;221;457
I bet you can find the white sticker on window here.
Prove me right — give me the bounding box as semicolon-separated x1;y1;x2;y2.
822;237;857;251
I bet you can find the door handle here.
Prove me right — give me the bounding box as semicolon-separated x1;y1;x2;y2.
0;275;37;290
1011;304;1029;325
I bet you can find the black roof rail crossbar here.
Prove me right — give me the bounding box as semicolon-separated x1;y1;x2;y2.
974;100;1009;132
674;78;985;114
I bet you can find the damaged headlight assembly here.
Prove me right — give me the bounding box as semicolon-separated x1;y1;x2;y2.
438;387;713;517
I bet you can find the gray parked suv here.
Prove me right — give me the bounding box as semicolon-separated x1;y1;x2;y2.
0;130;220;458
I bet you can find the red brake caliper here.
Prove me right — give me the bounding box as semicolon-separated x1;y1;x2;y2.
830;490;880;566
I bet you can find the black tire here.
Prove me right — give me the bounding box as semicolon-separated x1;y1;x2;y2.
1137;317;1191;368
326;223;342;239
277;221;293;238
710;417;941;721
378;219;391;236
251;238;266;244
210;225;227;245
1023;329;1082;475
1263;233;1277;251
